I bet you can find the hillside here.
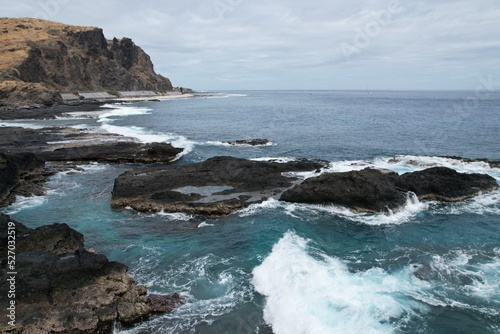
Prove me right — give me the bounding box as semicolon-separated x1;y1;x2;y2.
0;18;173;109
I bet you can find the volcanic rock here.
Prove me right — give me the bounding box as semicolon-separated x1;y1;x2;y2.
41;142;183;164
0;151;46;206
396;167;498;202
281;167;498;214
226;139;269;146
0;18;173;110
0;214;183;333
111;156;326;215
280;168;407;214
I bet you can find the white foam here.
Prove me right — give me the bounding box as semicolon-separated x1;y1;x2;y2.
199;93;248;99
238;198;282;217
97;105;152;124
99;123;194;158
251;157;298;163
0;121;47;129
123;252;252;333
4;195;48;215
252;232;430;334
319;155;499;178
239;194;427;226
198;222;215;228
427;249;500;316
204;141;275;147
155;210;193;221
432;189;500;216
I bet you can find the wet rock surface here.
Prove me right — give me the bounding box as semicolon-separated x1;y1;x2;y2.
396;167;499;202
111;156;326;215
281;167;498;214
0;152;47;206
226;139;269;146
280;168;407;213
41;142;183;164
0;214;184;334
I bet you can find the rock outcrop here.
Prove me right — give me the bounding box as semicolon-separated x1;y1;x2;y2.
280;167;498;214
41;142;183;164
111;156;326;215
280;168;407;213
0;18;173;109
226;139;270;146
0;152;47;206
0;127;183;206
0;214;183;333
396;167;499;202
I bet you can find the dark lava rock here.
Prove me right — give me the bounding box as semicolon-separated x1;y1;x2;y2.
440;155;500;169
396;167;499;202
280;168;407;214
0;127;183;164
226;139;269;146
41;142;183;163
281;167;498;214
111;156;326;215
147;293;185;314
0;214;183;333
0;151;46;206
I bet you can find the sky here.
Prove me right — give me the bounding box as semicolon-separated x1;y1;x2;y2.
2;0;500;91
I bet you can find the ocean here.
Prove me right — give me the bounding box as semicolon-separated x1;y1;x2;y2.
3;90;500;333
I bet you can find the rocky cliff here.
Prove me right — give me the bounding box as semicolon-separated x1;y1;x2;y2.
0;18;173;109
0;214;184;333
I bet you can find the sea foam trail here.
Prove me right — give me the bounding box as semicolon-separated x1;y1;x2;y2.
252;232;430;334
97;104;194;158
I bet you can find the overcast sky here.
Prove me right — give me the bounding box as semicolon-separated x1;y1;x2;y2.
2;0;500;90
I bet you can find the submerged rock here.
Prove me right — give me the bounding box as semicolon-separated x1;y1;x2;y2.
0;214;183;333
226;139;269;146
281;167;498;214
111;156;326;215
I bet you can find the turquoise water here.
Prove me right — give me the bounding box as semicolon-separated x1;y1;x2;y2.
4;91;500;333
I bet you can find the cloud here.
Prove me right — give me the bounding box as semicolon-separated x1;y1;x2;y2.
2;0;499;90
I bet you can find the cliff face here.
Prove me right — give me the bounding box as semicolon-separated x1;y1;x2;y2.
0;18;173;109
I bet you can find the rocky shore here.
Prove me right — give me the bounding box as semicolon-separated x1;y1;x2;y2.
0;214;183;334
0;126;183;206
280;167;498;214
0;18;174;110
112;157;498;216
112;156;326;215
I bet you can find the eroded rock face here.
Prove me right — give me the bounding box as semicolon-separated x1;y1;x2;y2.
111;156;326;215
0;18;173;109
0;214;184;333
0;152;46;206
280;167;498;214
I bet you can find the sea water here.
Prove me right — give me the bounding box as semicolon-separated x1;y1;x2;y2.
3;90;500;333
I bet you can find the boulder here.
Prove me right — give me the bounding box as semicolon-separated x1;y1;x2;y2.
281;167;498;214
280;168;406;214
0;214;183;333
226;139;269;146
111;156;326;215
396;167;498;202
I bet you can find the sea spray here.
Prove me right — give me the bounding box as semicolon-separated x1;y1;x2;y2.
252;231;430;334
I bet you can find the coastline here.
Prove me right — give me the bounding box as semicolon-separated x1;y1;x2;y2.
0;92;195;120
